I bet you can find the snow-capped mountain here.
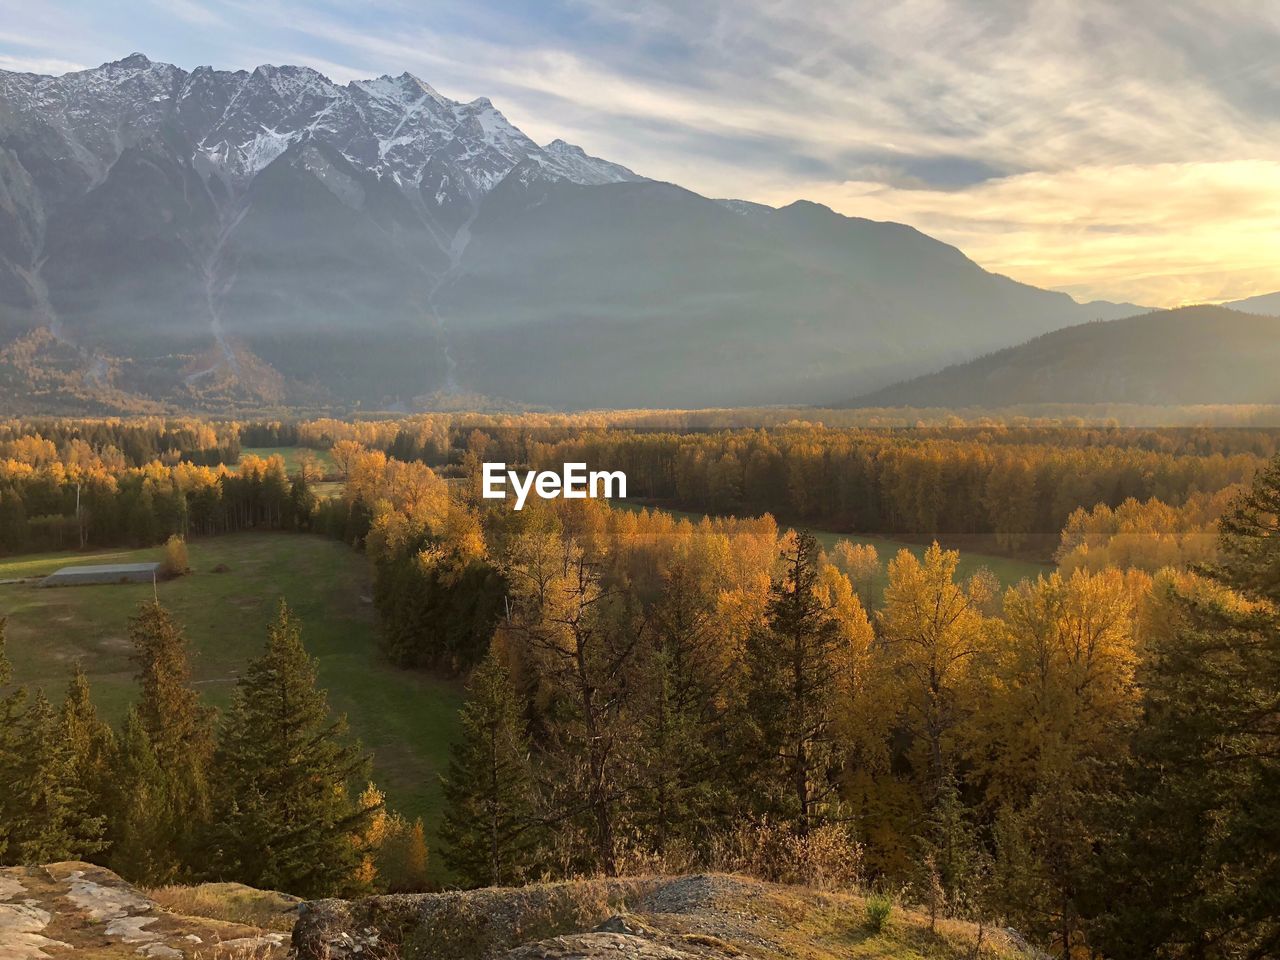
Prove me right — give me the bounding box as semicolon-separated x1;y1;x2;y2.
0;53;639;224
0;54;1139;412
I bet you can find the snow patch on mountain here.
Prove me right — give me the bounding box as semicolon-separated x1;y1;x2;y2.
0;54;645;212
539;139;644;185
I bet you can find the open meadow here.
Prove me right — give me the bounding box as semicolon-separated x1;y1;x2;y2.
0;533;461;876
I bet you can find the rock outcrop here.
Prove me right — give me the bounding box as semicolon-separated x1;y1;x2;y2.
0;862;289;959
292;872;1037;960
2;864;1044;959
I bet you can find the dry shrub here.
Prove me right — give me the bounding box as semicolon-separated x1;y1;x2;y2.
148;883;297;933
193;944;285;960
709;819;862;890
614;839;700;877
512;883;623;943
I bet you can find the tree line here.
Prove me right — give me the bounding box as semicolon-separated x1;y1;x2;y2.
0;451;319;553
1;418;240;466
1;417;1270;562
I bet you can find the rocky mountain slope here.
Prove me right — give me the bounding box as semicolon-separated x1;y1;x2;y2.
852;305;1280;407
0;54;1139;411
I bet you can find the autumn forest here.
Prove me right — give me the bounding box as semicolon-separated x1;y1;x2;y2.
0;414;1276;959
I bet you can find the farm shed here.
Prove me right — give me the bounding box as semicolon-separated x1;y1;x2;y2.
39;562;161;587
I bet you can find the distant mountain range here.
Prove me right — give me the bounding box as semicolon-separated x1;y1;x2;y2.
1225;291;1280;315
852;305;1280;407
0;53;1156;412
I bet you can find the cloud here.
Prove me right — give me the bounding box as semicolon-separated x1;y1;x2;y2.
156;0;223;27
778;160;1280;306
0;54;88;74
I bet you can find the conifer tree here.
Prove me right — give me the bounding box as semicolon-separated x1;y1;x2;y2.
129;600;215;768
6;689;107;864
440;648;539;888
208;600;372;897
0;617;21;862
915;770;983;928
60;665;116;817
127;600;214;873
629;560;736;857
742;532;850;832
107;708;179;885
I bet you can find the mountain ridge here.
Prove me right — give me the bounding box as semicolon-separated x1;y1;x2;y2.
0;53;1145;411
850;304;1280;407
1225;291;1280;315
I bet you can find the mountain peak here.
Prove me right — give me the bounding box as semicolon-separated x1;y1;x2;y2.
536;138;644;185
779;198;837;217
371;71;445;101
396;71;441;95
544;138;584;154
251;61;329;81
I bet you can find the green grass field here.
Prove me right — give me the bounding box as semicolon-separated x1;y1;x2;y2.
617;501;1048;602
0;533;460;875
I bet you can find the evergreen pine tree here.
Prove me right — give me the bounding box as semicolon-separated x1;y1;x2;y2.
129;600;215;768
742;532;848;832
0;618;29;863
127;600;215;874
60;664;116;820
915;770;982;926
628;561;736;858
440;649;540;888
208;600;372;897
7;689;108;864
107;708;179;885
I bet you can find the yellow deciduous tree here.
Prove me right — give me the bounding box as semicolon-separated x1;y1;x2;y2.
877;543;989;795
971;568;1139;956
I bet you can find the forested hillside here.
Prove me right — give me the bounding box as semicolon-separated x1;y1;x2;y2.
855;305;1280;407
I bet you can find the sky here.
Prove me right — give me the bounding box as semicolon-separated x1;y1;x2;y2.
2;0;1277;307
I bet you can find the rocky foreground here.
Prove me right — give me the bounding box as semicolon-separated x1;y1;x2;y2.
293;873;1043;960
2;863;1043;959
0;862;290;959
